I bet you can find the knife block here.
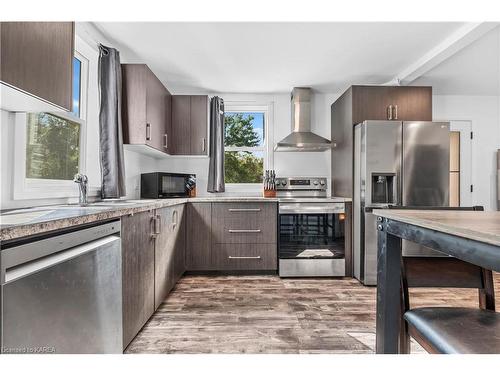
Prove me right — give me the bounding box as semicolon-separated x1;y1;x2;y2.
263;189;276;198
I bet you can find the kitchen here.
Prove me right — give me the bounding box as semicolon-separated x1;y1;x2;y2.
1;4;500;372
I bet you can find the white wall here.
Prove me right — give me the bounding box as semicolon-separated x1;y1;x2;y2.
433;95;500;210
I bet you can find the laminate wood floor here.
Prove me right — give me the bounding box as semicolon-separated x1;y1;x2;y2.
125;274;500;354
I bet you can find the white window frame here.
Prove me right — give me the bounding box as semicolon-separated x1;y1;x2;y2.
13;49;89;200
224;102;274;192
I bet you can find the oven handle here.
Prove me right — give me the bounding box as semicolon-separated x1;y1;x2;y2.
279;206;345;215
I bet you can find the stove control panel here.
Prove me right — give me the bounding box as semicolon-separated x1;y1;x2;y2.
275;177;327;191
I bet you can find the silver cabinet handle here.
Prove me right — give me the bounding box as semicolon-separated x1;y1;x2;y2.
387;105;393;120
393;105;398;120
228;208;261;212
155;214;161;235
150;215;158;238
202;137;206;152
146;123;151;141
228;229;261;233
228;256;261;260
164;134;168;149
171;209;178;230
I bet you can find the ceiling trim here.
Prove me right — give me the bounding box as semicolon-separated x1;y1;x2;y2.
392;22;499;85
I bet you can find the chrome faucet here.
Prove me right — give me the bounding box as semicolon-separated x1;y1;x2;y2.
73;173;89;206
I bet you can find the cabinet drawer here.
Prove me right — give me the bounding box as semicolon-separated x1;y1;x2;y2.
212;244;277;271
212;203;277;244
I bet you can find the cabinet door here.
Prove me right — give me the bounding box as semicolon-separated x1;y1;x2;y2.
146;68;168;152
185;203;213;270
121;210;155;349
391;86;432;121
352;86;393;124
190;95;208;155
171;95;191;154
1;22;74;111
352;85;432;124
211;202;277;244
121;64;147;145
154;206;175;310
165;92;173;154
173;205;186;283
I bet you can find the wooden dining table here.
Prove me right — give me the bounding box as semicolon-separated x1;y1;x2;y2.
372;209;500;354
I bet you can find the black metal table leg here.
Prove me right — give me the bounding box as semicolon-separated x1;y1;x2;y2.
376;218;402;354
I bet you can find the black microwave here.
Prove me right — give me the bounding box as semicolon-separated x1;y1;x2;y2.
141;172;196;198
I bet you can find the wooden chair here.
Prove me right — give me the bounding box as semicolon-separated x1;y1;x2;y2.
396;206;500;354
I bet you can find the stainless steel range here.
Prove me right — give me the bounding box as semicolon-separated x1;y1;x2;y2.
276;177;346;277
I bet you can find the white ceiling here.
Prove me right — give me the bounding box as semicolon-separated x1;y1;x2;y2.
413;26;500;95
93;22;473;94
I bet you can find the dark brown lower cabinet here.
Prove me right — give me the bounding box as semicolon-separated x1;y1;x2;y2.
121;210;155;349
154;206;174;310
186;203;213;271
173;204;186;282
154;204;186;310
212;243;277;271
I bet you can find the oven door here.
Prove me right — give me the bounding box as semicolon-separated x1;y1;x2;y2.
159;173;189;198
279;212;345;259
278;203;346;276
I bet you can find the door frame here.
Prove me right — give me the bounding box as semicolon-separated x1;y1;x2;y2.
449;120;473;207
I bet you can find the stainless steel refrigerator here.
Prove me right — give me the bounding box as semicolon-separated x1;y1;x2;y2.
353;120;450;285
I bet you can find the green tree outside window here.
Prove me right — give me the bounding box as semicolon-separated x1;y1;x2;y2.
224;112;264;184
26;113;81;180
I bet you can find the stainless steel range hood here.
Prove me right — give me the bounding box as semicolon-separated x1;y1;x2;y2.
274;87;332;152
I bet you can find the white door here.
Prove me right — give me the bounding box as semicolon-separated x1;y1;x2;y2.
450;120;472;207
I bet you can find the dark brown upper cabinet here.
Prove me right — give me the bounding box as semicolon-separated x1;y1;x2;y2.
121;64;172;154
351;85;432;125
0;22;74;111
171;95;208;155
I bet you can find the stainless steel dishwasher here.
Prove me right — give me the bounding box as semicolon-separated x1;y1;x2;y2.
0;221;122;354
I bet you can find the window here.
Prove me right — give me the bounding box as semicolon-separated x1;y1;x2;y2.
224;111;266;184
14;52;88;200
25;112;81;180
24;57;83;181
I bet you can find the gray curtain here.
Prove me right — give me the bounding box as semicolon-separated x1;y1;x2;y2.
207;96;225;193
98;44;126;198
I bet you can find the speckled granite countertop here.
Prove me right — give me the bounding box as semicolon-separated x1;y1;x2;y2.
373;209;500;247
0;197;277;242
0;196;350;242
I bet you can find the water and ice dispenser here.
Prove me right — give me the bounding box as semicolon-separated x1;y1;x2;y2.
371;173;397;205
